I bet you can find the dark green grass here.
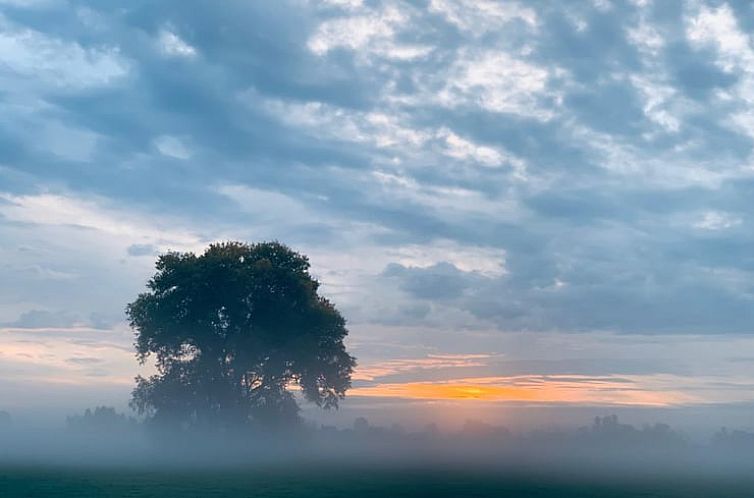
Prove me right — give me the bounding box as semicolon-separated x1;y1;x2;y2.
1;465;752;498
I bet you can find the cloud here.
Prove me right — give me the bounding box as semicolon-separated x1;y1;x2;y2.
686;3;754;142
0;324;141;393
388;241;506;278
217;184;313;225
354;353;495;382
126;243;157;257
153;135;192;159
0;14;128;90
437;128;522;169
0;192;201;248
626;15;663;56
384;262;472;300
429;0;537;33
0;0;61;7
369;171;522;221
629;74;680;133
0;190;209;333
247;92;432;156
4;309;80;328
65;356;103;365
307;3;431;61
693;211;742;231
686;4;754;73
437;50;559;119
157;28;197;58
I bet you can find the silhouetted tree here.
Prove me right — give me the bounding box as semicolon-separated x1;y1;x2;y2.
127;241;356;430
461;419;511;441
714;427;754;449
353;416;369;433
67;406;137;433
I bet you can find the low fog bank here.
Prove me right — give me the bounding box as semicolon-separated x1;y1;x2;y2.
2;408;754;479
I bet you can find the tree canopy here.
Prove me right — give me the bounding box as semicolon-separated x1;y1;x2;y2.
127;241;356;430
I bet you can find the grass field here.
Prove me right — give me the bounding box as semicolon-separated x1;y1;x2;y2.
1;465;752;498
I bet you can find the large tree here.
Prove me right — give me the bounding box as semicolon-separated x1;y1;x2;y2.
127;241;356;429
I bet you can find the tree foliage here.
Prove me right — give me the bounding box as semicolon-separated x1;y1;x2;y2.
127;241;356;429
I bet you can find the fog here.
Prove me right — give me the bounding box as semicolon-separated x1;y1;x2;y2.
2;407;754;483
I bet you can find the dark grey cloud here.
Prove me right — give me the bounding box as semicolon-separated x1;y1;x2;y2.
383;262;472;300
4;309;80;329
126;243;156;257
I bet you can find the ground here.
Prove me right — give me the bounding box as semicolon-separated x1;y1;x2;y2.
1;465;752;498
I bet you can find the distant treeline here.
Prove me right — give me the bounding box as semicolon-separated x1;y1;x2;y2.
1;406;741;451
3;406;754;474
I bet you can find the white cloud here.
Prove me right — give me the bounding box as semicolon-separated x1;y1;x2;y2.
429;0;537;33
307;0;368;14
591;0;612;12
308;3;555;122
0;0;62;8
437;128;524;173
307;4;431;60
157;28;197;58
566;13;588;33
354;353;495;381
252;95;431;151
630;74;680;132
0;192;202;250
437;51;558;120
371;170;523;222
731;110;754;137
364;112;430;148
686;4;754;73
693;211;742;231
217;184;312;224
16;265;77;280
0;325;140;388
390;240;506;278
686;4;754;141
438;128;503;166
570;125;753;188
216;185;395;273
308;5;397;54
0;15;128;89
627;17;664;56
154;135;192;160
625;12;684;134
319;0;363;9
251;93;530;185
0;192;209;342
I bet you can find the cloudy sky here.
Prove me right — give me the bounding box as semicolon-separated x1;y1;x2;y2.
3;0;754;429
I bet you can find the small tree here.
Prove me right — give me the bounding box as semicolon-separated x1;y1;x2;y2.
127;241;356;430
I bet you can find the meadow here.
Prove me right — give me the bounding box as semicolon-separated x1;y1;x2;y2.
2;464;753;498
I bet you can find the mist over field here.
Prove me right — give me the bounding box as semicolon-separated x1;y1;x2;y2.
3;408;754;481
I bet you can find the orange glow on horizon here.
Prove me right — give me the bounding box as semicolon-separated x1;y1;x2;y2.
350;375;697;407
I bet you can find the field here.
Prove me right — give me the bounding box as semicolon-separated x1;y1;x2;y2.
1;465;752;498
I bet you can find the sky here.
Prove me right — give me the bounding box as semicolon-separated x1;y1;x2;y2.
2;0;754;430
